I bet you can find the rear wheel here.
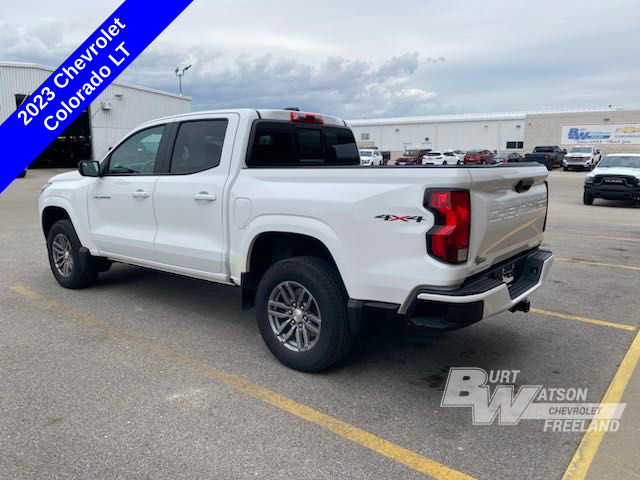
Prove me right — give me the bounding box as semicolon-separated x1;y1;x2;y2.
256;256;353;372
47;220;98;289
583;192;594;205
563;166;568;171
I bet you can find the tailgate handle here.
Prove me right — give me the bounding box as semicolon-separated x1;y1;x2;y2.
514;178;534;193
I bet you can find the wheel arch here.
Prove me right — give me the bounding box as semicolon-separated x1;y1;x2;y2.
40;196;97;252
240;228;350;310
41;206;72;240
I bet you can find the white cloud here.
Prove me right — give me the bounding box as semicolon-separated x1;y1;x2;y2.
1;0;639;118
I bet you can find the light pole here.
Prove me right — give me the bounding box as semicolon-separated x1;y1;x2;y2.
174;64;192;95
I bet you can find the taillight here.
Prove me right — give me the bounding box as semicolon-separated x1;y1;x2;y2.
544;155;549;160
290;111;323;124
425;190;471;264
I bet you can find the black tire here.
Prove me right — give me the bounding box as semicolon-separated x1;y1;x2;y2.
442;160;448;165
47;220;98;289
563;167;568;171
583;192;594;205
256;256;353;372
18;169;27;178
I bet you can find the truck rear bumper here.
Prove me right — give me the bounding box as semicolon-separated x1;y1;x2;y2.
401;248;553;330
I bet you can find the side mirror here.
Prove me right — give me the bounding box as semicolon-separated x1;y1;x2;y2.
78;160;101;177
562;149;567;154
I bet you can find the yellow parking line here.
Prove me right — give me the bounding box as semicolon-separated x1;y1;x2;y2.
563;330;640;479
556;258;640;271
531;308;637;332
10;285;475;480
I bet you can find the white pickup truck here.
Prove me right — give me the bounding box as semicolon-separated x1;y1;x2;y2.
39;109;553;372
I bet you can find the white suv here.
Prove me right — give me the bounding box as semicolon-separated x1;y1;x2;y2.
563;146;601;171
359;148;383;166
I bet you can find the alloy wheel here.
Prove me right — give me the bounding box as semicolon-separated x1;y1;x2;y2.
267;281;321;352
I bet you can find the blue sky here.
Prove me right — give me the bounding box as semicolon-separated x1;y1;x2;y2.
1;0;639;118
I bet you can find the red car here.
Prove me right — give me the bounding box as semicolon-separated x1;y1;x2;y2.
396;149;431;165
463;150;494;165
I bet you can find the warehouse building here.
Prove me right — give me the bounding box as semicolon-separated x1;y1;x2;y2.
0;62;192;167
348;107;640;159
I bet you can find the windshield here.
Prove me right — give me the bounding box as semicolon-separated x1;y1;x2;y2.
598;156;640;168
404;150;418;156
534;147;554;152
426;152;442;156
360;151;372;157
570;147;593;153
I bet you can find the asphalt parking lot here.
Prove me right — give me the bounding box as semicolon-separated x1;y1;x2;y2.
1;168;639;480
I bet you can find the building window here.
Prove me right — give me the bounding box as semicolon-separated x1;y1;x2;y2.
517;141;524;149
361;133;370;141
506;141;524;149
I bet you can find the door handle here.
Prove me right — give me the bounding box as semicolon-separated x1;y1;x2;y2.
194;192;217;202
133;189;150;198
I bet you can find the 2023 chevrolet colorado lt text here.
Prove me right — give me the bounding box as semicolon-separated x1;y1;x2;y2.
39;109;553;372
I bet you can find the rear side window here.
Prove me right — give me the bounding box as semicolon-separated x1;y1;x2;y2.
247;122;360;167
170;120;228;174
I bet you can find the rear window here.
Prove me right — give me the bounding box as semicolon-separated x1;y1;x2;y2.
247;121;360;167
534;147;554;152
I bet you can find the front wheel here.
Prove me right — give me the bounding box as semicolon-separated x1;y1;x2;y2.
256;256;353;372
583;192;594;205
47;220;98;289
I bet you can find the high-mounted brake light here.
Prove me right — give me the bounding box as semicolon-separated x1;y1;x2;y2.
290;111;323;124
425;190;470;264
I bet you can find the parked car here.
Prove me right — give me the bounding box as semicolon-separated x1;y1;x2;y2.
422;151;451;165
563;146;601;171
525;146;565;170
396;149;431;165
39;108;553;372
444;150;464;164
494;151;524;164
463;150;494;165
359;149;383;166
583;154;640;205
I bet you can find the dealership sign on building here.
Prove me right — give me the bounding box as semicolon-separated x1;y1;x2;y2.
561;124;640;145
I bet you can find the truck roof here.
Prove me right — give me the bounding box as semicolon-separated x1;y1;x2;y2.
138;109;347;129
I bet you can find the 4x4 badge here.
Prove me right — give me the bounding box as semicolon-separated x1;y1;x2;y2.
375;214;424;222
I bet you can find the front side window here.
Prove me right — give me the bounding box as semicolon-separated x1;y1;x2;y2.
170;120;228;174
108;125;165;174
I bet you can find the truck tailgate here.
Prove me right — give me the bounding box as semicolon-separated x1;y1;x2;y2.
467;165;548;275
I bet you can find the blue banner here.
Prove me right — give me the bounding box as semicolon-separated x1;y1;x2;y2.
0;0;193;193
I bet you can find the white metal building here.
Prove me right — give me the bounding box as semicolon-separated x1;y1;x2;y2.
347;107;637;157
0;62;192;165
